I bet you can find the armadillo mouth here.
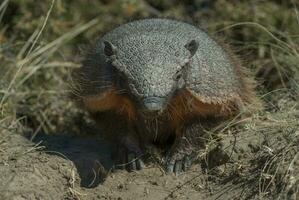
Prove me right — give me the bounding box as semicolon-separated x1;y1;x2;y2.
142;97;166;116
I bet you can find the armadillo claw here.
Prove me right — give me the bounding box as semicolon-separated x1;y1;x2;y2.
166;159;184;176
127;153;145;171
165;153;196;175
136;159;145;170
115;151;145;171
114;134;147;171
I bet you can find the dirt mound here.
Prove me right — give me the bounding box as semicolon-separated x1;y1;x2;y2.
0;132;72;199
1;100;298;200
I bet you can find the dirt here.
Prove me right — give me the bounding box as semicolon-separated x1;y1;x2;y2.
0;130;199;199
0;123;271;200
0;130;209;200
1;98;299;200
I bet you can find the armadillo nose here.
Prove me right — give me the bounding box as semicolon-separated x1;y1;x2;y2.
143;97;165;113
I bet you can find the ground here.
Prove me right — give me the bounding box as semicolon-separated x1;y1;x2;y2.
0;130;206;199
0;0;298;200
1;102;298;199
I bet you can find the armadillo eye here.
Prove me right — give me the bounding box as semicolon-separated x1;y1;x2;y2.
103;41;117;57
174;69;182;81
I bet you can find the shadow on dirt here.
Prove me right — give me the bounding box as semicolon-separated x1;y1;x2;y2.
24;132;115;188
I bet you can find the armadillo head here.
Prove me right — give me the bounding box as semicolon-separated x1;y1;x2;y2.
102;38;198;116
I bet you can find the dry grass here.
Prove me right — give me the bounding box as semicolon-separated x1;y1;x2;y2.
0;0;298;199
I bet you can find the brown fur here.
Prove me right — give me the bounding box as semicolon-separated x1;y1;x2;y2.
167;90;237;133
82;87;240;137
210;35;263;113
83;88;137;121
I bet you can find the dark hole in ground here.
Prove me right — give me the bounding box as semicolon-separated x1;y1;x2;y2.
24;132;115;188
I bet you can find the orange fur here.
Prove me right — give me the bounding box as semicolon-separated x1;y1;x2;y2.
168;90;236;134
83;88;136;121
83;88;238;134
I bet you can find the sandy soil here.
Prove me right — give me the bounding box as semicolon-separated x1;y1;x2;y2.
0;124;271;200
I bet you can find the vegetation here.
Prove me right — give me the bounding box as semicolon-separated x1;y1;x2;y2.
0;0;298;199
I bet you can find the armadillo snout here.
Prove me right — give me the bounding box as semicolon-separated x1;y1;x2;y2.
142;97;165;114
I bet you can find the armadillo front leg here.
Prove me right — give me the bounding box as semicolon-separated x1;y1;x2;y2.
165;121;207;175
115;135;145;171
92;112;145;171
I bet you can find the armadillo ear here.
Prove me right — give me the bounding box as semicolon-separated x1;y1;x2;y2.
184;40;198;57
103;41;117;57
